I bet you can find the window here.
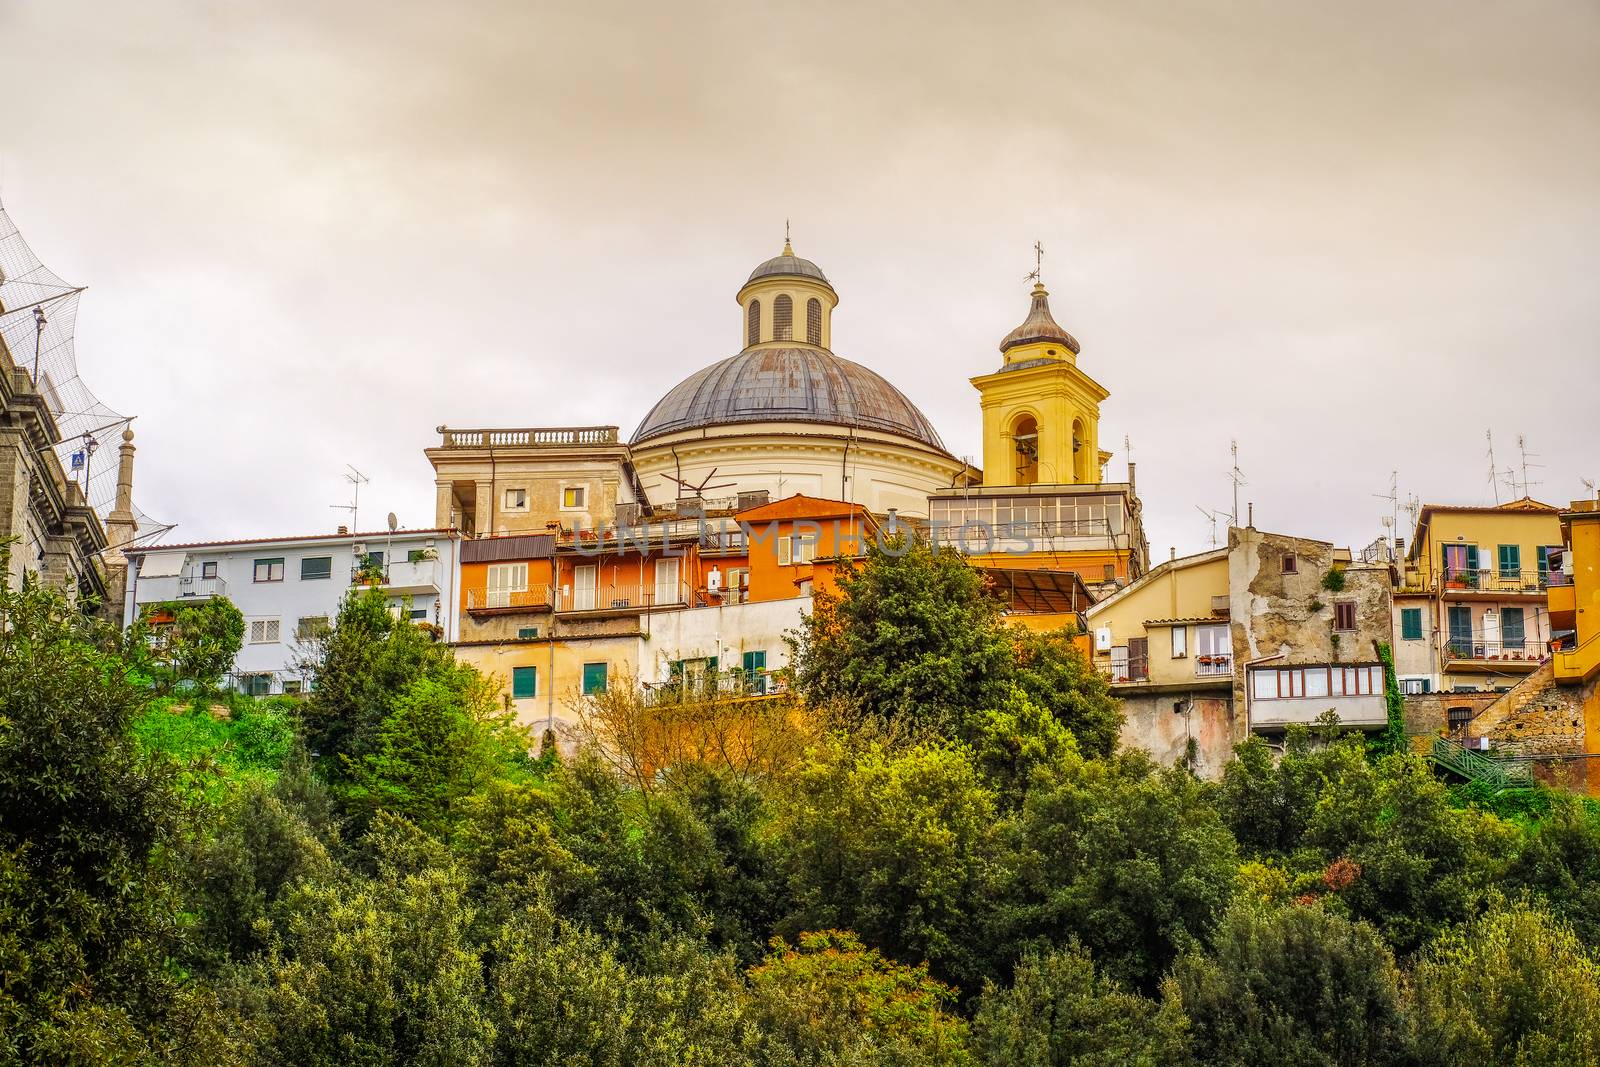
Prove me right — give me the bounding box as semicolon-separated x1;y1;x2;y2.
1252;665;1383;699
779;532;818;566
282;679;303;695
409;608;429;620
1497;544;1520;579
562;486;586;509
504;488;527;511
654;557;681;605
407;548;430;563
1401;607;1423;641
582;661;608;695
200;560;218;579
248;618;281;644
1334;601;1356;631
1170;626;1187;659
253;557;285;583
300;556;332;580
485;562;529;608
1196;624;1229;660
1127;637;1149;681
1538;546;1551;586
243;674;272;697
361;551;385;572
1447;706;1474;731
806;298;822;345
1500;607;1526;644
742;649;767;674
1110;646;1129;681
517;626;540;639
295;616;330;640
511;666;538;700
1103;564;1116;581
1303;666;1330;698
746;299;761;347
1281;554;1297;574
1401;678;1429;695
773;293;793;340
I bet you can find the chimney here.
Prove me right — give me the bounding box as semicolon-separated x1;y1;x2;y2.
1247;502;1254;528
1127;461;1137;490
337;525;349;536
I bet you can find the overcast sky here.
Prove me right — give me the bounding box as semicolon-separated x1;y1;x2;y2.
3;0;1596;555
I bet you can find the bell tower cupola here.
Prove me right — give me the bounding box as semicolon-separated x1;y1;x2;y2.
973;278;1111;487
735;231;839;351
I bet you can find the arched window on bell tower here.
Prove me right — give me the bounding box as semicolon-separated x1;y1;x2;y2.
746;299;761;347
806;298;823;345
773;294;794;341
1072;418;1088;483
1013;414;1039;486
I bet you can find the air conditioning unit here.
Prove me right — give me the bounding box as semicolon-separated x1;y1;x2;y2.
352;543;367;555
1095;627;1112;652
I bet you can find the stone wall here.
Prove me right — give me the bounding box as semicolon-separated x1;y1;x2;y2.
1118;691;1235;779
1463;663;1600;792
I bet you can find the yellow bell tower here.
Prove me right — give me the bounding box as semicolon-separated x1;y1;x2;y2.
973;281;1111;487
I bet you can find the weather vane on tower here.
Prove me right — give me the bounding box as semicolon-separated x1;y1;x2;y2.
1026;240;1044;284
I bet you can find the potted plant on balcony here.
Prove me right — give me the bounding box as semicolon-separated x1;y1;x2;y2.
353;560;386;587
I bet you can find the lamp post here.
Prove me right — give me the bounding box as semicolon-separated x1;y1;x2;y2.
31;306;46;386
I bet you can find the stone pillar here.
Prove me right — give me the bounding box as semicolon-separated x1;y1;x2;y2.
473;479;492;539
0;429;34;590
435;481;457;530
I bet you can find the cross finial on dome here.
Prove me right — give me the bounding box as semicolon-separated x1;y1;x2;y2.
783;219;793;257
1025;240;1043;285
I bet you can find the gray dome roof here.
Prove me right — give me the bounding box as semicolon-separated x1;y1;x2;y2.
746;252;830;286
632;347;947;451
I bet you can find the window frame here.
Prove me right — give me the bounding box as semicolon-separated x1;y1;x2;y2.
300;555;333;581
248;618;282;644
253;557;285;583
581;661;608;695
504;487;528;512
1497;544;1521;579
1281;553;1298;574
200;560;218;580
1400;607;1423;641
1334;601;1357;631
1170;625;1187;659
561;485;587;511
511;665;538;700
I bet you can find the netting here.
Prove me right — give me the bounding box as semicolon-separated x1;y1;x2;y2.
0;199;167;543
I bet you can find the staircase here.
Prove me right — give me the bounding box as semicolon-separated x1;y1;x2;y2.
1430;737;1534;791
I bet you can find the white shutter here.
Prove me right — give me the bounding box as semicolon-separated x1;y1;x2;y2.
575;565;597;611
778;536;792;566
655;558;680;605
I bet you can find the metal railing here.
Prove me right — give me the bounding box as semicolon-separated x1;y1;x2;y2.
436;425;618;449
643;669;787;705
466;585;554;611
557;581;689;613
177;574;227;599
929;518;1119;548
1442;635;1541;663
1195;654;1233;677
1439;567;1550;594
1430;736;1533;791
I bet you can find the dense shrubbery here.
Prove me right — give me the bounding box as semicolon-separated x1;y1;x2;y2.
5;551;1600;1064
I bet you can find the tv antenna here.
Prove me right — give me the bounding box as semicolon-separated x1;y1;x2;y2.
1195;505;1228;549
1227;440;1247;527
663;467;737;500
1372;470;1399;548
330;465;369;530
1583;477;1597;502
1025;240;1043;284
1515;434;1543;498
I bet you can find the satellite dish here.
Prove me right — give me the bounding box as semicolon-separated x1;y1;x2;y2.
386;512;398;532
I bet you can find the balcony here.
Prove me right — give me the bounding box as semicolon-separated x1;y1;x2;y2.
466;585;554;614
1554;632;1600;685
556;581;689;615
1548;581;1577;631
1439;568;1548;597
1442;634;1545;670
176;574;227;600
1195;654;1233;677
351;559;441;596
435;425;618;449
642;669;788;705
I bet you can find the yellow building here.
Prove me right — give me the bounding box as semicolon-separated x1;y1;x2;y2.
928;280;1147;598
1398;498;1563;692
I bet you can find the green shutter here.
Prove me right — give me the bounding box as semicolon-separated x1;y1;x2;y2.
511;666;537;699
742;650;767;674
1498;544;1520;577
1538;546;1550;583
583;662;608;695
1401;608;1423;641
517;627;540;640
1466;544;1479;574
1500;608;1525;644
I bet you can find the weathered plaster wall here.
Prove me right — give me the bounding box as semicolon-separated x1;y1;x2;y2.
1117;692;1235;779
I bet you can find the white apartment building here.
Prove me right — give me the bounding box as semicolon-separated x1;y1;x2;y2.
123;529;461;694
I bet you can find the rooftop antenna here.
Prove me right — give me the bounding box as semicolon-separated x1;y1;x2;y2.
1583;477;1597;502
1195;505;1226;549
1372;470;1399;548
1124;434;1133;482
1227;440;1247;528
1515;434;1544;498
1403;492;1420;533
329;465;369;530
1486;429;1501;504
1025;240;1044;284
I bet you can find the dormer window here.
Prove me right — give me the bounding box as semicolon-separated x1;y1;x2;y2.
806;298;822;345
746;300;761;347
773;294;793;341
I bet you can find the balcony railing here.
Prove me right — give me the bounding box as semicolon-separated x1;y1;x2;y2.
557;581;689;613
176;574;227;599
1442;635;1543;664
466;585;554;612
1439;568;1549;594
930;518;1118;550
643;669;787;705
1195;654;1233;677
436;425;618;449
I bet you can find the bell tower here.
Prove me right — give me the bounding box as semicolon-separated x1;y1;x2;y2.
973;280;1110;487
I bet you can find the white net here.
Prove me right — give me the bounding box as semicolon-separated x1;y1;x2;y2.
0;200;167;542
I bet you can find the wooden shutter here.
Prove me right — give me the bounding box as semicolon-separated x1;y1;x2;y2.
1128;637;1149;681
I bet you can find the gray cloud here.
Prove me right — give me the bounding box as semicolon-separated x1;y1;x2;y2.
3;0;1596;549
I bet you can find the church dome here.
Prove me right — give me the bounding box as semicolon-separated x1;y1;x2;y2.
1000;282;1080;355
745;241;832;287
631;347;947;451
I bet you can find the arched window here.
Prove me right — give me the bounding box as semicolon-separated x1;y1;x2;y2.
1072;418;1088;483
746;300;761;347
806;298;823;345
773;294;793;341
1013;414;1039;486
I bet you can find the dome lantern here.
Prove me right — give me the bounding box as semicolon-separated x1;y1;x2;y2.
736;237;837;350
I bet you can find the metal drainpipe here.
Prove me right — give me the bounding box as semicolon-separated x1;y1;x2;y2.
547;539;557;733
840;433;853;501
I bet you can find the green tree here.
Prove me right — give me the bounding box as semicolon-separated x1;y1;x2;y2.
747;930;971;1065
776;738;998;988
1410;901;1600;1067
1008;628;1122;760
998;754;1238;992
342;672;527;834
236;814;495;1066
788;539;1014;731
137;595;246;694
970;942;1188;1067
0;564;240;1064
1505;794;1600;950
968;687;1080;804
1171;902;1407;1067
